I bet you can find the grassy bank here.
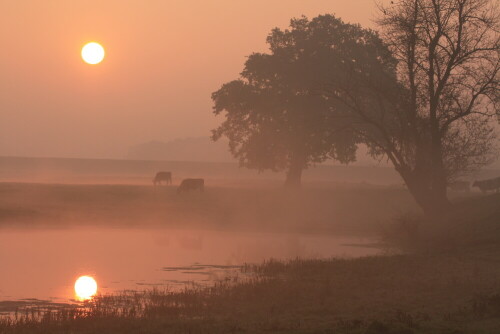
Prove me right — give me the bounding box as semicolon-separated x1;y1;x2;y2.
2;248;500;334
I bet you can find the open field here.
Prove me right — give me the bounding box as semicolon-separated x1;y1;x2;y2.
0;182;417;235
1;156;498;186
1;156;496;234
0;156;405;186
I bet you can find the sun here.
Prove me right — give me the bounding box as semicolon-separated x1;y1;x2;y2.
81;42;105;65
74;275;98;300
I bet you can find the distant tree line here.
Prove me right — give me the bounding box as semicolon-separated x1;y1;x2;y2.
212;0;499;217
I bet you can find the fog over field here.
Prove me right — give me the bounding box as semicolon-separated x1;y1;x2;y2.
1;0;499;333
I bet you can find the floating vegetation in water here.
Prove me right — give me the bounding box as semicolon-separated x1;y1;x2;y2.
162;264;243;272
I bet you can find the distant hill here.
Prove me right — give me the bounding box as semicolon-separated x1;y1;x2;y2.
126;137;235;162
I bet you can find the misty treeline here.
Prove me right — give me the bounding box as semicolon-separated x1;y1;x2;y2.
212;0;500;216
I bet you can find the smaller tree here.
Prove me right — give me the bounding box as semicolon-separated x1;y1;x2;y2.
211;16;358;187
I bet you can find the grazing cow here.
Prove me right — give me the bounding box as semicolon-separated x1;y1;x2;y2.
153;171;172;186
472;177;500;193
177;178;204;194
448;180;470;193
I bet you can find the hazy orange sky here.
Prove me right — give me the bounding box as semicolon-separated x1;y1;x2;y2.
0;1;384;159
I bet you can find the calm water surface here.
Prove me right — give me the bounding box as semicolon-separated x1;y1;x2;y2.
0;228;377;305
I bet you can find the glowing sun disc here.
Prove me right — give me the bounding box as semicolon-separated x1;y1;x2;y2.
74;276;98;300
81;42;105;64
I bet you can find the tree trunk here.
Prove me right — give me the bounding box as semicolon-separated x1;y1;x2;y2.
430;133;450;213
397;129;452;218
285;153;304;188
403;172;451;219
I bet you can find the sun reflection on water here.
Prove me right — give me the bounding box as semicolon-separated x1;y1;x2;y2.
74;276;97;301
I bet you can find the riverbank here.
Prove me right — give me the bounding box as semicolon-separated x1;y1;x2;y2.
2;246;500;334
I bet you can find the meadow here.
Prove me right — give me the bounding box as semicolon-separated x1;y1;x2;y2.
0;181;418;236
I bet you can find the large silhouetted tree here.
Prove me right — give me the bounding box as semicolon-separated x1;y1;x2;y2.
323;0;499;216
211;16;359;187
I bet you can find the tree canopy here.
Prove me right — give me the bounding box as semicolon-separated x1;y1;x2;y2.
212;15;362;186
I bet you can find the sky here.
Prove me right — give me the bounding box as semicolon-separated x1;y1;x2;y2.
0;0;382;159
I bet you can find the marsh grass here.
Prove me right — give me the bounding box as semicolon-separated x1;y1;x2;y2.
2;249;500;334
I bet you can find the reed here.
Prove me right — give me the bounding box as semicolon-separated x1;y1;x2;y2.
1;248;499;334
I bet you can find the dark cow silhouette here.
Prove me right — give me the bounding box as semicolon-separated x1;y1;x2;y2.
448;180;470;192
472;177;500;193
153;171;172;186
177;178;204;194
